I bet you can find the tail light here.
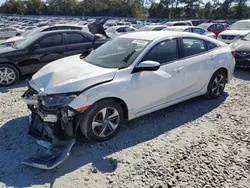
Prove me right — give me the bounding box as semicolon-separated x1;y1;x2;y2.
230;48;236;57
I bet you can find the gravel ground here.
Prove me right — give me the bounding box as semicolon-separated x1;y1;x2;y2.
0;69;250;188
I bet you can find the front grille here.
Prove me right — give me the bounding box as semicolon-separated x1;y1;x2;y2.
221;35;236;40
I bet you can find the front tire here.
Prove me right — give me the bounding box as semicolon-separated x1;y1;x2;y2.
206;70;226;99
0;64;19;86
80;99;124;142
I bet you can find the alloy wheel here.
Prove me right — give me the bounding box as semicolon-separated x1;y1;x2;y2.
0;67;16;85
212;74;225;96
92;107;120;138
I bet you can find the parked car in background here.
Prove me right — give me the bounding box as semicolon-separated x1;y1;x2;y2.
22;31;235;170
163;26;216;38
186;20;204;26
0;27;25;39
0;24;90;48
217;20;250;44
106;25;137;38
0;30;108;86
199;23;226;38
166;21;192;26
230;32;250;68
138;25;167;31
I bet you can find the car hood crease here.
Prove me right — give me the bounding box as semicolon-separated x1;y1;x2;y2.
32;55;118;94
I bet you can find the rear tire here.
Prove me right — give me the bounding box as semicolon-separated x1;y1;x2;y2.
80;99;124;142
0;64;19;86
206;70;226;99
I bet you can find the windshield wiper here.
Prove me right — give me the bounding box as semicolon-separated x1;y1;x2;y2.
123;50;136;64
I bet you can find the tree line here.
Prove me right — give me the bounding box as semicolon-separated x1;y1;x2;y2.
0;0;249;19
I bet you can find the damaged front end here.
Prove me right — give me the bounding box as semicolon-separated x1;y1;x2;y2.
21;83;81;170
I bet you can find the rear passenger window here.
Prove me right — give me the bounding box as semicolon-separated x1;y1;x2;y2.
207;41;217;50
142;39;178;64
182;38;207;57
67;33;86;44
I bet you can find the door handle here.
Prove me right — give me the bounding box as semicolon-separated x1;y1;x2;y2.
173;66;184;72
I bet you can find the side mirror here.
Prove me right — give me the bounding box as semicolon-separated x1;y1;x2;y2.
30;44;40;51
134;60;160;73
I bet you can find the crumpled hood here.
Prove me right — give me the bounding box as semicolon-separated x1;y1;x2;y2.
31;55;118;95
220;30;250;36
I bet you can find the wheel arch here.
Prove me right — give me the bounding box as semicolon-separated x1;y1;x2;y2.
94;97;129;121
0;62;22;76
73;96;129;138
216;67;228;82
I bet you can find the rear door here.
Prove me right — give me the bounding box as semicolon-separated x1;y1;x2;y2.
64;32;93;57
179;37;210;95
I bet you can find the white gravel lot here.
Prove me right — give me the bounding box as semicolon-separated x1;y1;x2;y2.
0;69;250;188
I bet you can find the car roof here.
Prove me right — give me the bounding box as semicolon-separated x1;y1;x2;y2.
235;19;250;23
107;25;132;29
119;31;206;41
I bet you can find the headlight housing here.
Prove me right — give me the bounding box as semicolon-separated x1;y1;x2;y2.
41;95;76;108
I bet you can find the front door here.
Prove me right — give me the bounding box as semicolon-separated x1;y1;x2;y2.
130;38;185;115
17;33;66;74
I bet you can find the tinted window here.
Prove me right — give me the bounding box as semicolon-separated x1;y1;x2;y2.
207;41;217;50
185;28;192;32
210;24;224;30
183;38;207;57
142;39;178;64
192;28;205;35
43;26;82;32
174;23;186;26
38;34;63;48
152;27;166;31
67;33;86;44
117;27;126;33
125;27;135;32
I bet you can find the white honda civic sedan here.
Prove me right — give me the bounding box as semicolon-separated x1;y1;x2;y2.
23;31;235;143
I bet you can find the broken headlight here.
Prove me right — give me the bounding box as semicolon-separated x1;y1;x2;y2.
41;95;76;108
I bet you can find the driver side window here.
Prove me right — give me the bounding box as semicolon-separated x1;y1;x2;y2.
142;39;178;64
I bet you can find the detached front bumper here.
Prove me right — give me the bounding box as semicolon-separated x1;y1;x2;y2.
21;88;78;170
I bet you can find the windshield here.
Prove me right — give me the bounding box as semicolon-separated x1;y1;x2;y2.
230;21;250;30
15;34;41;49
24;28;42;37
84;38;150;69
23;30;33;37
242;33;250;41
106;27;116;33
138;26;152;31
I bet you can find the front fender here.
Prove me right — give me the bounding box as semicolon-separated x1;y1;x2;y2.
68;78;133;117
